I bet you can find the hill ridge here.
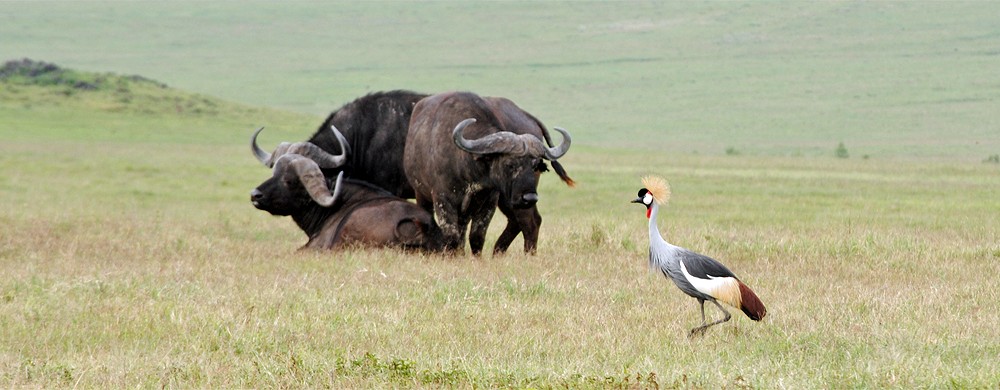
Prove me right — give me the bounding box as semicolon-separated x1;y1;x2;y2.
0;58;264;118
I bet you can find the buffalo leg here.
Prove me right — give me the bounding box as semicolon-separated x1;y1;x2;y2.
519;206;541;254
415;194;448;251
415;194;434;213
433;198;467;255
493;202;541;255
493;221;521;254
467;193;498;256
493;196;520;254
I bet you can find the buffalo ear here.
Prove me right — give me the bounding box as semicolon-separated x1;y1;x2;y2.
395;219;425;246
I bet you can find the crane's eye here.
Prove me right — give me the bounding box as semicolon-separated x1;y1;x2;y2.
643;193;653;205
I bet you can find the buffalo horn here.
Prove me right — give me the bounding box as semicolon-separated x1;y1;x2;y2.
284;142;346;169
452;118;572;160
250;125;349;169
451;118;484;153
284;155;344;207
542;127;571;160
453;118;526;156
250;126;272;166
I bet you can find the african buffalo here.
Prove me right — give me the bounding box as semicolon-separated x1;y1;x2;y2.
403;91;572;255
253;90;428;198
250;126;441;251
484;96;575;255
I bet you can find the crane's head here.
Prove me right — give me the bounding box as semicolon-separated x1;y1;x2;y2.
631;176;670;218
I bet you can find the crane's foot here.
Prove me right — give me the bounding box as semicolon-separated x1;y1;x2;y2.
688;326;709;339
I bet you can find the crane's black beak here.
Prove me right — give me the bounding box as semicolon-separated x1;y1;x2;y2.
630;197;642;204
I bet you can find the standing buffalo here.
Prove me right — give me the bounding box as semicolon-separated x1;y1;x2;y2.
250;126;441;251
404;91;572;255
483;97;575;254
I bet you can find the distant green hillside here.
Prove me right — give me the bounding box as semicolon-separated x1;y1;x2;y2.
3;2;998;159
2;58;215;116
0;59;317;145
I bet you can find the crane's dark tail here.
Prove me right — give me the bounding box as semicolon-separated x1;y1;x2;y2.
738;280;767;321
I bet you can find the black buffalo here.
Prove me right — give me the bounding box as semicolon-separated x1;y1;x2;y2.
252;90;428;198
403;91;572;255
250;126;441;251
482;96;575;254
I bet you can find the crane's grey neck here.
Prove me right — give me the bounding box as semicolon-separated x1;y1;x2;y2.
647;203;667;244
647;202;675;269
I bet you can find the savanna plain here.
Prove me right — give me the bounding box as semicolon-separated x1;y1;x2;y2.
1;2;998;388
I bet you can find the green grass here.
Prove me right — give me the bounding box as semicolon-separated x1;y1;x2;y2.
2;2;1000;388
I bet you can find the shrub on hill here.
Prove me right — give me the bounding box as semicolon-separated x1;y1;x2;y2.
1;58;168;91
0;58;254;117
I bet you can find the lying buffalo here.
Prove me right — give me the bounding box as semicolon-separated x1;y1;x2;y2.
404;91;572;255
252;90;428;198
250;125;441;251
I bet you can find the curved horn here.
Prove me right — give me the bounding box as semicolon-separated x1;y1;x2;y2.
452;118;480;152
287;124;347;168
329;170;344;206
518;127;572;160
284;142;346;169
251;125;348;169
288;156;343;207
250;126;272;166
452;118;527;155
293;124;348;168
330;123;351;156
542;127;571;160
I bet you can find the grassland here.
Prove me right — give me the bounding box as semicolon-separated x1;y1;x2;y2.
4;1;999;158
2;1;1000;388
2;66;998;388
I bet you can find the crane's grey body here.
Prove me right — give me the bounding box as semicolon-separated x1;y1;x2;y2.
646;202;737;302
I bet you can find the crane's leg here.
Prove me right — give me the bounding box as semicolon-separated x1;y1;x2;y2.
689;299;707;338
689;299;732;338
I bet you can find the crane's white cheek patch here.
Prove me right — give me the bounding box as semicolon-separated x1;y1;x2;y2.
643;193;653;205
679;260;741;307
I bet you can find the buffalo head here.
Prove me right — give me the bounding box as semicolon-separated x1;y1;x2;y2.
452;118;571;209
250;125;347;215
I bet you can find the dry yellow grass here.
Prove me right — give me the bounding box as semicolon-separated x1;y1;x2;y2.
2;143;998;387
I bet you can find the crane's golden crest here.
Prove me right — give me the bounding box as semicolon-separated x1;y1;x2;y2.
641;175;670;204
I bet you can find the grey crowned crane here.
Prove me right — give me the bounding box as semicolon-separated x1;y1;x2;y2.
632;176;766;337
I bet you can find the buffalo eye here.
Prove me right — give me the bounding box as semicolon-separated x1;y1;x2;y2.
502;158;521;171
282;173;302;190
